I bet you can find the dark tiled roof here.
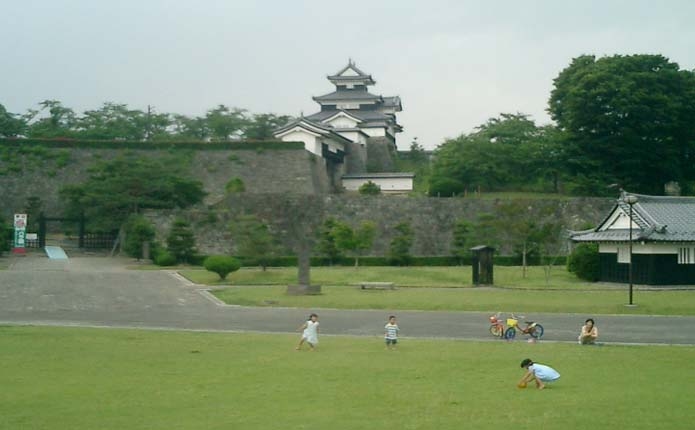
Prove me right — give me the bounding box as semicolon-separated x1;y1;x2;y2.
382;96;402;109
273;118;353;145
305;110;394;125
313;89;382;102
571;192;695;243
328;62;374;82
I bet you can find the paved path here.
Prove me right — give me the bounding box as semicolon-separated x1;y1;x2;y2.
2;255;695;345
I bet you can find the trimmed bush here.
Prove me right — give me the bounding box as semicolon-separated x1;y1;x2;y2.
567;243;600;281
204;255;241;280
154;251;177;266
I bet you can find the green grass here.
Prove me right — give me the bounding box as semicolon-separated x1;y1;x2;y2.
178;266;695;315
180;265;598;289
210;285;695;315
1;326;692;430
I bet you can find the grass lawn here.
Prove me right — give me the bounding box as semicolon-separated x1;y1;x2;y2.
1;326;692;430
180;265;599;289
177;266;695;315
210;285;695;315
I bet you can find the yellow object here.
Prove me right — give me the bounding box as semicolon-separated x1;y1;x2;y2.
507;318;518;327
517;382;527;389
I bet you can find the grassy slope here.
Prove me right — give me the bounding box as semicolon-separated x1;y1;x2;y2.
1;326;692;430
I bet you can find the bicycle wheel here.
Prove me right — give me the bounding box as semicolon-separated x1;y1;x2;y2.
490;324;503;338
504;328;516;340
530;324;544;339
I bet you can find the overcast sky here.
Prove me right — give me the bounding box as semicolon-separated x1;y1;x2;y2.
2;0;694;149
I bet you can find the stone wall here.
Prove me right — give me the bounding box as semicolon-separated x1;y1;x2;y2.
365;137;396;172
150;194;615;257
0;143;331;219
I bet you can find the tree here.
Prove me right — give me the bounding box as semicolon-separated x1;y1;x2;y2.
23;196;43;233
230;215;278;271
171;114;209;140
204;255;241;280
0;103;26;137
451;219;474;264
332;220;376;267
59;154;205;231
316;217;342;264
205;105;248;141
407;137;427;163
428;113;557;196
548;54;695;195
0;218;11;255
358;181;381;195
389;222;413;265
76;102;147;140
166;219;196;264
492;201;561;278
244;113;291;140
123;215;155;260
25;100;77;138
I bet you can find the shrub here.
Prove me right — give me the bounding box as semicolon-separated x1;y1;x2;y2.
567;243;600;281
154;251;177;266
204;255;241;280
225;177;245;193
358;181;381;195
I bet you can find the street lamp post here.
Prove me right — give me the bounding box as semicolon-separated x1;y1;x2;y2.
624;194;639;305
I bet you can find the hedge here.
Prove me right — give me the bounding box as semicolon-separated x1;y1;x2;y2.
0;138;304;151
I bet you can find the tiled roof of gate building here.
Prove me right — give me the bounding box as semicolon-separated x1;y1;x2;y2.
571;192;695;243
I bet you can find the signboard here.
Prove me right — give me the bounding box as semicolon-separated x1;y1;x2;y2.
12;213;27;254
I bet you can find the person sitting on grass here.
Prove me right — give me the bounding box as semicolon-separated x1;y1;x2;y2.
578;318;598;345
518;358;560;390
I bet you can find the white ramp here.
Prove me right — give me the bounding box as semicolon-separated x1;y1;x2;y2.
45;246;69;260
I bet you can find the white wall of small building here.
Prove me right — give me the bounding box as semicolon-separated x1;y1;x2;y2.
599;243;681;254
342;177;413;193
278;129;322;156
360;127;386;137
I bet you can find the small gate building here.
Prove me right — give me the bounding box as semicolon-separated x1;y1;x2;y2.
570;191;695;285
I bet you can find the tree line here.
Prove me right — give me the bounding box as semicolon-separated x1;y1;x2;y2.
0;101;291;141
427;54;695;196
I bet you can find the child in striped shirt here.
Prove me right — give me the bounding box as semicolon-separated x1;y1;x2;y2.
384;315;399;350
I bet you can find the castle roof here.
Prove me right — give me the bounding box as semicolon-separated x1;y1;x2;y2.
312;89;382;103
328;61;375;85
273;118;353;145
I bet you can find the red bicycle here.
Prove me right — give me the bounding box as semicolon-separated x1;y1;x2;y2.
489;313;544;340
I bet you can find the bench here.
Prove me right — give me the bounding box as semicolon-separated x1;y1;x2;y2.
358;282;396;290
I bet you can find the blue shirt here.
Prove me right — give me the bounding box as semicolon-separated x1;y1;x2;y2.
530;363;560;382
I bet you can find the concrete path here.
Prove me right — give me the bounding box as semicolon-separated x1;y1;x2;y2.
1;254;695;345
